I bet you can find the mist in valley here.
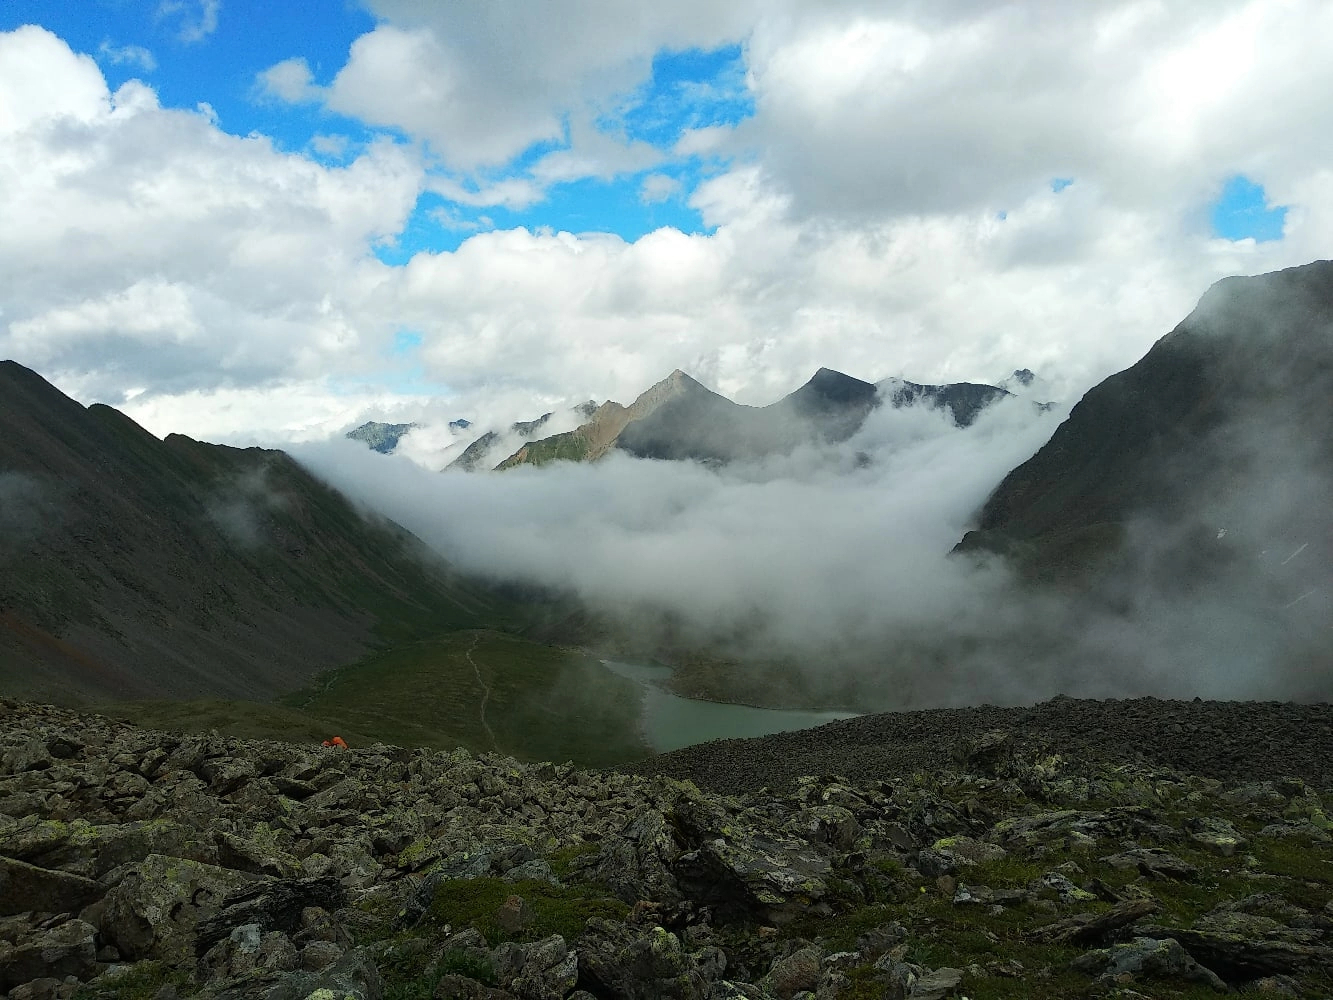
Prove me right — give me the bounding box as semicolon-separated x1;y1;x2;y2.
294;374;1333;711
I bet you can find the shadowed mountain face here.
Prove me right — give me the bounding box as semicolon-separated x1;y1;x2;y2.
0;362;501;705
957;261;1333;601
879;378;1013;428
500;368;1011;469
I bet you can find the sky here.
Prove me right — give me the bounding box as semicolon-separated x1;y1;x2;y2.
1;0;1331;445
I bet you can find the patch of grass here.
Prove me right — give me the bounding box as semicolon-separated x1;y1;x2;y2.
789;902;905;952
496;431;592;469
967;854;1049;888
426;876;628;945
73;961;189;1000
437;948;498;984
547;842;600;878
1250;835;1333;885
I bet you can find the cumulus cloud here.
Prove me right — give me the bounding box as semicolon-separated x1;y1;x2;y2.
0;26;421;406
305;2;759;171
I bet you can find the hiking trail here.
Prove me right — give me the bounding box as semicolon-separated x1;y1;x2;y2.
465;633;496;750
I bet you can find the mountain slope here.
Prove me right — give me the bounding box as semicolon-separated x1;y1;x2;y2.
0;362;504;704
346;421;416;454
957;261;1333;592
447;401;598;471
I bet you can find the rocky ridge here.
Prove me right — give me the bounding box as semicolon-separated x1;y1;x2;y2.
1;697;1331;999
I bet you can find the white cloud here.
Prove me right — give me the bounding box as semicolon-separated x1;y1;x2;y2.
257;56;320;104
305;2;759;172
427;175;545;212
158;0;221;44
736;0;1333;221
97;42;157;72
0;26;421;403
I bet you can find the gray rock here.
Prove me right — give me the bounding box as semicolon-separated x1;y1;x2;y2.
760;945;822;999
908;967;963;1000
1100;848;1199;881
1186;817;1248;857
433;973;515;999
580;919;709;1000
1135;925;1333;981
1072;936;1226;992
300;939;344;972
0;856;103;916
0;918;97;992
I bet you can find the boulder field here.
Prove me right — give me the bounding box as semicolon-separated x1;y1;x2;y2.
1;697;1331;999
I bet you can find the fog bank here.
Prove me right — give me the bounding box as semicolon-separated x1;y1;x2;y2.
294;390;1331;709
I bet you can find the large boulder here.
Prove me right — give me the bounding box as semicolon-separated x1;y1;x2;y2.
1072;936;1227;991
0;818;215;878
670;794;834;924
0;856;103;916
193;945;385;1000
578;919;711;1000
99;854;259;966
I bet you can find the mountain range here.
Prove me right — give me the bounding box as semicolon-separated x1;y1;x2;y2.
495;368;1015;470
3;261;1330;711
446;401;599;471
344;368;1023;471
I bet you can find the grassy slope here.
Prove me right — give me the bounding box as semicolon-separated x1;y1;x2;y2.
105;630;651;767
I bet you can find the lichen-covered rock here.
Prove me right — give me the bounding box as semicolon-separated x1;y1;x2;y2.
0;817;216;878
1134;925;1333;981
491;933;578;1000
579;919;711;1000
99;854;258;965
574;808;683;908
1100;848;1199;881
1071;936;1227;991
2;698;1333;999
671;793;834;924
1186;816;1249;856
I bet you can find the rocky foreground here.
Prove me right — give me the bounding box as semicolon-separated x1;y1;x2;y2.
1;698;1332;1000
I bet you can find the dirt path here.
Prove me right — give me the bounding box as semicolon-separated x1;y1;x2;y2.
465;633;496;750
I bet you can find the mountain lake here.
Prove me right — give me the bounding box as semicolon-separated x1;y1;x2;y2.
601;660;858;752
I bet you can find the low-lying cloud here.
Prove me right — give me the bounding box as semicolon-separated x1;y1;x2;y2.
295;372;1332;709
